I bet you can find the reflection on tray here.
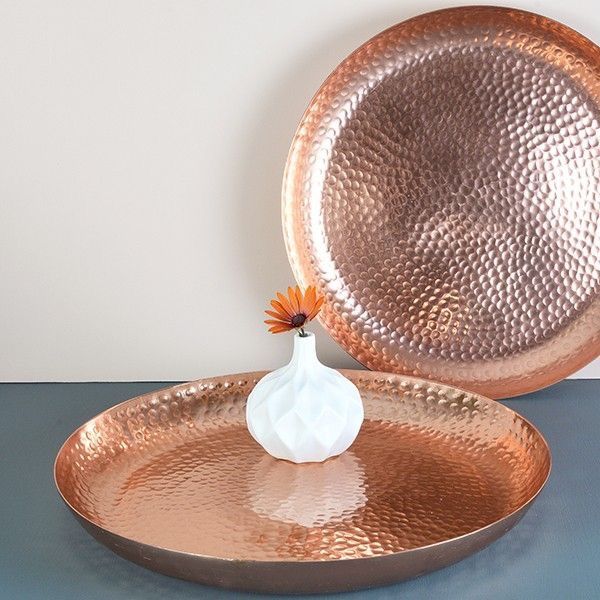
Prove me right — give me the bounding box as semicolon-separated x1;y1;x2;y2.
249;451;367;527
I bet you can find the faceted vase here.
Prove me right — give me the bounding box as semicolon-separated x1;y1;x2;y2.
246;332;364;463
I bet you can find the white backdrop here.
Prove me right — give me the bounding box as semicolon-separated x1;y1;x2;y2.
1;0;598;382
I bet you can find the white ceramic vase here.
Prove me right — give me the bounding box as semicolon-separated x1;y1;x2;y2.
246;332;364;463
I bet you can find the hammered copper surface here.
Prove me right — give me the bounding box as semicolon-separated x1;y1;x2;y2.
55;371;550;593
283;6;600;398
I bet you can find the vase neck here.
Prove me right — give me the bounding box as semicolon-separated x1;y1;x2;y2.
290;332;319;366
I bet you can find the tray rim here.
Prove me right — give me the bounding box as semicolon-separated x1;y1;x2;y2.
281;4;600;399
54;369;552;565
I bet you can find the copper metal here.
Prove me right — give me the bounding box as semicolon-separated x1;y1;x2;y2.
55;371;550;594
283;6;600;399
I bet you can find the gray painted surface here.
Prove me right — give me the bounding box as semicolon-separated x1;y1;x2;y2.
1;380;598;599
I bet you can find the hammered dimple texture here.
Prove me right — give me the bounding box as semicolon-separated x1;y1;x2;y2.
55;371;550;567
283;6;600;398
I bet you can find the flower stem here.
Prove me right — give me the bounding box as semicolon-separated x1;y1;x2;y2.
298;327;307;337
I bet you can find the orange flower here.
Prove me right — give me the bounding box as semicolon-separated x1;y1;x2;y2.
264;285;324;334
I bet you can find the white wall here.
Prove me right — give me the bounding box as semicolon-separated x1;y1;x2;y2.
1;0;598;382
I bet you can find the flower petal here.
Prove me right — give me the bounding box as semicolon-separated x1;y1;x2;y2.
264;319;287;326
294;286;304;313
304;285;316;313
307;296;325;320
265;309;289;322
276;292;294;317
287;286;300;312
269;300;291;320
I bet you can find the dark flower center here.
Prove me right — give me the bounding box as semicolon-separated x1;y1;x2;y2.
291;313;307;327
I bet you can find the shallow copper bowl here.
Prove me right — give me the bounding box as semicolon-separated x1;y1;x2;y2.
283;6;600;398
55;371;550;594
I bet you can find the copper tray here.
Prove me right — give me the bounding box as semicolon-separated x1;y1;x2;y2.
55;371;550;594
283;6;600;398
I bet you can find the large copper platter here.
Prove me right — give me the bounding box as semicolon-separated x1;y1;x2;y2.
283;6;600;398
55;371;550;594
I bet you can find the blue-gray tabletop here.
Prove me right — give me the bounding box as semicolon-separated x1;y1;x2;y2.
1;379;599;599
